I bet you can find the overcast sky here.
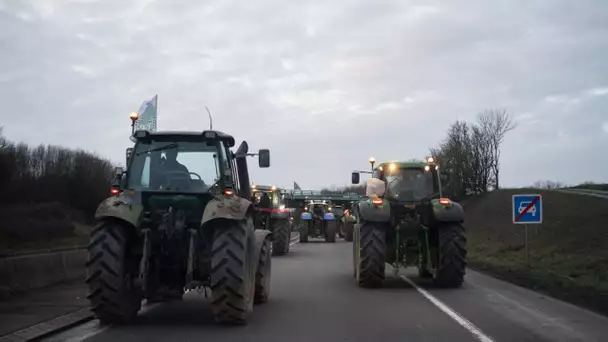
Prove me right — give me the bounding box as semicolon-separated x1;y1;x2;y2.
1;0;607;190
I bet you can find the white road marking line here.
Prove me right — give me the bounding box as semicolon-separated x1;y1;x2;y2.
400;275;495;342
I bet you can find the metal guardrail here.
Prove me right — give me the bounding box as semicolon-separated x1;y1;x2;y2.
282;190;366;202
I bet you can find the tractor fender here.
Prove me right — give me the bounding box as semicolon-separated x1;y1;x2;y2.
94;192;143;228
431;199;465;223
323;212;336;221
270;211;290;220
201;195;253;226
355;201;391;223
300;212;312;221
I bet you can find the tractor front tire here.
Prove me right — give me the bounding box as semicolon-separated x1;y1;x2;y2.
434;223;467;288
210;219;255;324
272;219;291;256
356;222;386;288
299;222;309;243
324;221;336;243
254;236;271;304
86;222;141;325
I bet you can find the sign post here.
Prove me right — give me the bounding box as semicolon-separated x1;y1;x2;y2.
512;194;543;267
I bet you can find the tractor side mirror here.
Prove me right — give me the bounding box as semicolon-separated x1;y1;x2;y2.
440;172;449;185
351;172;360;184
126;148;133;166
112;167;125;188
258;149;270;168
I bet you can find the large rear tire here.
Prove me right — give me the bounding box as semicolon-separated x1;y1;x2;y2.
210;219;255;324
434;223;467;288
355;221;386;288
86;222;141;325
272;219;291;256
254;236;271;304
299;221;309;243
324;221;336;243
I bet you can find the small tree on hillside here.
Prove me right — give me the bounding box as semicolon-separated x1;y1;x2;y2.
477;109;516;189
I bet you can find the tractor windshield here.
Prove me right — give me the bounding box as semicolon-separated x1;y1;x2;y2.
127;140;223;193
384;167;435;201
253;190;282;207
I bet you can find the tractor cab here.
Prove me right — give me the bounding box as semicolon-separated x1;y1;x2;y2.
304;201;330;217
352;157;442;204
251;184;285;209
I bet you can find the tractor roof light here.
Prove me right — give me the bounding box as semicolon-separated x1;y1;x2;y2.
427;157;435;163
251;184;256;188
271;185;277;190
133;130;149;139
203;131;217;139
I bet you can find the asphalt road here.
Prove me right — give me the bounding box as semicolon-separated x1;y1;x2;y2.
46;239;608;342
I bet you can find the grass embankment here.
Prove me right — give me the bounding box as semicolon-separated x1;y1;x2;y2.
570;183;608;191
0;202;93;256
464;189;608;316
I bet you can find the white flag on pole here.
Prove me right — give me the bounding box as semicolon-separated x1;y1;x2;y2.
134;95;158;132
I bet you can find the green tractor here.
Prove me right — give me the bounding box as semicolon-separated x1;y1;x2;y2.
251;184;292;256
90;129;273;325
350;157;467;288
299;201;337;243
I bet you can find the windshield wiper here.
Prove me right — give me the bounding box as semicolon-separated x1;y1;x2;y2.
204;178;222;193
418;192;439;202
136;143;178;156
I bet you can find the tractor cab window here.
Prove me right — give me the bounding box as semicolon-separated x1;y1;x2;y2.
384;168;435;201
253;190;282;207
128;140;223;193
312;204;325;215
331;206;344;217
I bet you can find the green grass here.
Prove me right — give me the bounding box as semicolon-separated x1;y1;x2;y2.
0;223;92;255
463;189;608;316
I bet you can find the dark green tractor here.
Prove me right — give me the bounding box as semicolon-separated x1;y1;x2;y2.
90;129;273;325
350;157;467;288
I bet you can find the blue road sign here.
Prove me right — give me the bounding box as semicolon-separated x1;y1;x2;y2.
512;194;543;224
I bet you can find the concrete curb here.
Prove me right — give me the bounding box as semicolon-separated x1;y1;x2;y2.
0;308;94;342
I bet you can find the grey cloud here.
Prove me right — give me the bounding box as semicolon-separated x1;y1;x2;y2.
1;0;607;190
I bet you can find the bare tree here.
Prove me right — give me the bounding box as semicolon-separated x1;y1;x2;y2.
478;109;516;189
531;180;567;189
